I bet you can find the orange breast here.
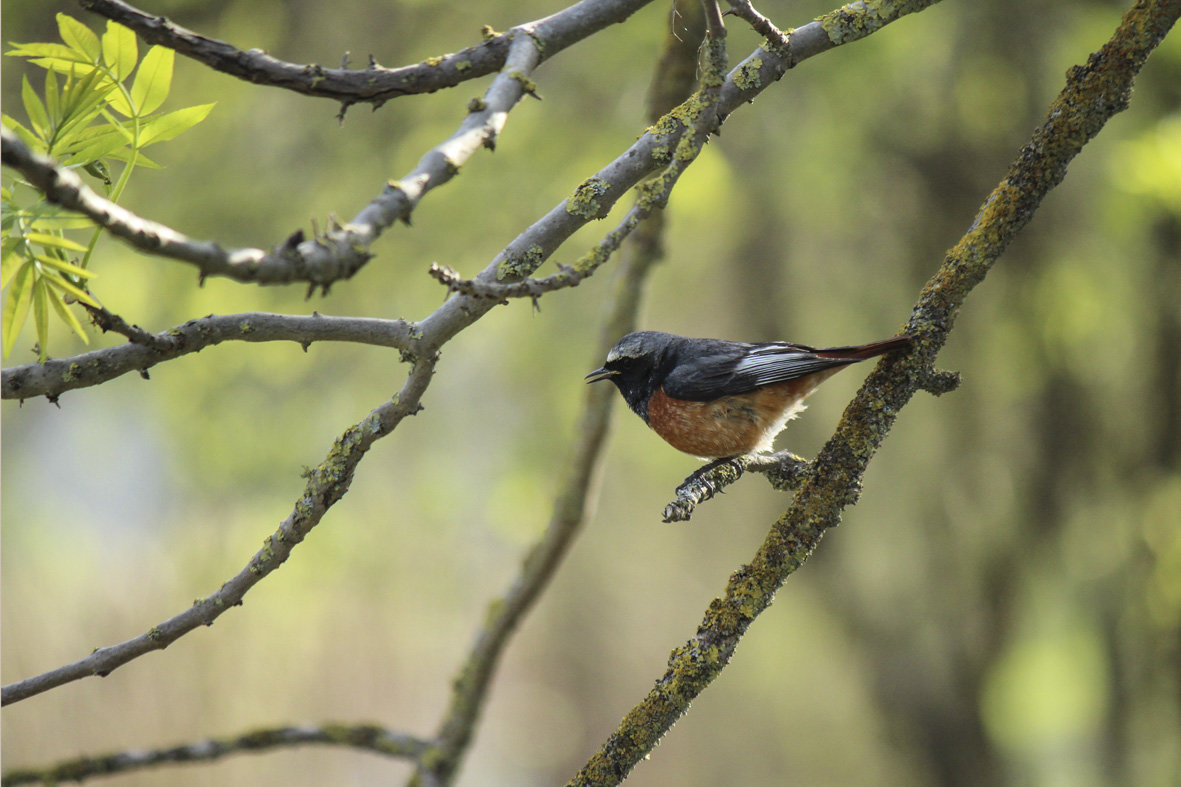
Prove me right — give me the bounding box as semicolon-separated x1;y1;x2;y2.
647;377;832;458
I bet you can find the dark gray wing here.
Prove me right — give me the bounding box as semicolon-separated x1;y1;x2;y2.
662;342;857;401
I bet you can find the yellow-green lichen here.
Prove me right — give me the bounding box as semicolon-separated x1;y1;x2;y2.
818;0;921;46
239;321;255;334
733;58;764;92
467;97;487;113
424;55;444;67
456;60;472;72
507;70;539;98
497;243;546;281
565;176;610;219
481;25;502;40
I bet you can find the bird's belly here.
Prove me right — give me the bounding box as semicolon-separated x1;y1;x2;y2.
648;381;817;459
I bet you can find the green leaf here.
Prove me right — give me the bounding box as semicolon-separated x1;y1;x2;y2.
39;269;99;307
3;114;46;154
44;69;60;125
104;84;134;118
136;103;215;146
62;126;132;166
32;277;50;360
130;46;173;115
3;263;35;357
1;241;25;289
101;21;138;82
48;284;90;344
7;42;92;65
56;14;102;63
34;252;97;279
25;232;89;253
21;76;49;140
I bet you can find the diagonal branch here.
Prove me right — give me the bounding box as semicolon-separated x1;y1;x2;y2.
78;0;656;107
1;724;429;785
569;0;1179;783
2;311;418;401
1;354;436;705
417;0;944;308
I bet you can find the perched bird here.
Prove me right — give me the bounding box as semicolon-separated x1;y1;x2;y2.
586;330;912;459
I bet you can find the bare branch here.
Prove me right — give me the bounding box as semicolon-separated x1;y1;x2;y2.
2;312;418;401
77;0;656;107
2;724;428;785
569;0;1179;781
2;352;434;705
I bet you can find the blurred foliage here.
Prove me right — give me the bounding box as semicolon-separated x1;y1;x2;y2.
2;1;1179;786
2;13;213;360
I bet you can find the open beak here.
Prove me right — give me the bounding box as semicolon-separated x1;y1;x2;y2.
585;367;617;383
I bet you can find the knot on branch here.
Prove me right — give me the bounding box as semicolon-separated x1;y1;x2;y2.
918;368;962;396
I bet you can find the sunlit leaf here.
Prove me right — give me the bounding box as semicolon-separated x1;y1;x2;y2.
136;103;215;146
44;69;60;125
32;277;50;361
2;262;35;357
1;240;25;289
21;76;49;139
56;14;102;63
40;269;99;307
131;46;173;116
62;127;131;166
25;232;88;252
7;42;92;65
24;56;99;78
102;21;138;82
33;253;97;279
47;284;90;344
105;83;134;117
105;147;161;168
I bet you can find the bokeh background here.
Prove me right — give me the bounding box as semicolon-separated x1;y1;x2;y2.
3;0;1179;784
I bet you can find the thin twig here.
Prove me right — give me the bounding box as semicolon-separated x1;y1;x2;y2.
77;0;655;108
2;312;418;401
2;724;428;785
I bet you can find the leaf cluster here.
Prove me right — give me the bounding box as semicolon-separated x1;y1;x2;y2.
1;13;213;360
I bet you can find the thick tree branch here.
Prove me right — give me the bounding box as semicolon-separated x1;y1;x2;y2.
78;0;656;108
569;1;1179;782
2;312;417;401
1;724;428;785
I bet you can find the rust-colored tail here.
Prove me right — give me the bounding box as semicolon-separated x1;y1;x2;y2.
815;335;914;361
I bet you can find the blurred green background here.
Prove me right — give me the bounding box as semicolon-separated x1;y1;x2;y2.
3;0;1179;784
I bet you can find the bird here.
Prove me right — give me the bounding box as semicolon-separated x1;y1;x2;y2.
586;330;913;459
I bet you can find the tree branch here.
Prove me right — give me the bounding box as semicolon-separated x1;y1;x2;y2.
1;724;428;785
2;312;418;401
77;0;656;108
417;0;943;308
1;354;435;705
1;32;542;289
568;0;1179;782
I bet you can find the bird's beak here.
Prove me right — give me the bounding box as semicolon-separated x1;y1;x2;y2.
585;367;617;383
